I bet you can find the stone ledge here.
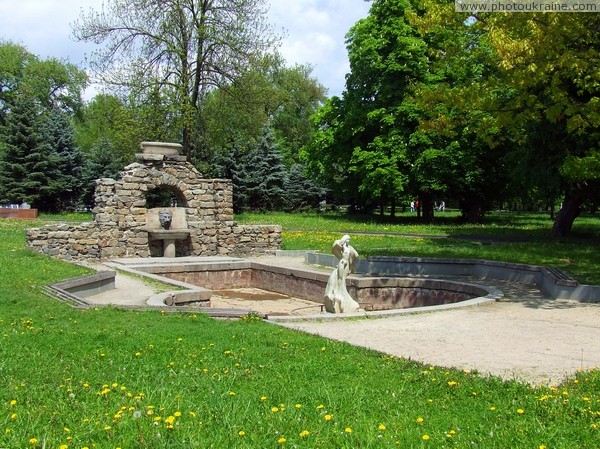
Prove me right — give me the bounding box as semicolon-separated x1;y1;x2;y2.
305;252;596;302
52;271;116;298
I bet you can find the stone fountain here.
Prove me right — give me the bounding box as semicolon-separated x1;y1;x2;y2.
147;207;190;257
141;142;190;257
26;140;282;260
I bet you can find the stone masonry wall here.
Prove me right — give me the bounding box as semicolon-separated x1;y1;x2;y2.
27;154;281;261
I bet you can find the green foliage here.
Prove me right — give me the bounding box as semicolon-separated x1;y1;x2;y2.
72;0;281;158
283;163;326;211
0;40;87;122
0;42;88;211
304;0;428;210
0;94;39;205
73;94;138;163
0;95;86;211
80;138;126;208
200;55;326;172
233;126;287;212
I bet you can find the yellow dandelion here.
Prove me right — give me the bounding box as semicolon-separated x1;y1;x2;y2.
316;404;324;410
416;417;424;423
299;430;310;437
295;403;302;409
278;437;286;444
229;391;236;396
345;427;352;433
260;396;267;401
447;381;458;387
422;434;430;441
517;408;525;415
9;400;16;406
490;406;497;411
324;414;333;421
271;406;279;413
378;423;386;430
59;445;68;449
29;438;38;445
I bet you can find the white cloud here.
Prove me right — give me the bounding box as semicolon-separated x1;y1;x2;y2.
0;0;371;97
267;0;371;95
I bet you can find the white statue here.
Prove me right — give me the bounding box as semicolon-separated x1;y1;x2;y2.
324;235;361;313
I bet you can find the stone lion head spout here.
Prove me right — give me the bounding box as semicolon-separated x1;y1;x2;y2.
158;209;173;229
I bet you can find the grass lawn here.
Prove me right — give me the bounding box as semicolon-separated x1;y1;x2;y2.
237;211;600;285
1;214;599;448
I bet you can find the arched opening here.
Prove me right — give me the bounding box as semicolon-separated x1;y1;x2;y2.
146;185;188;208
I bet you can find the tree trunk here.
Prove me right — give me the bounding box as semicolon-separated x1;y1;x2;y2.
460;196;484;223
420;192;434;223
551;190;584;238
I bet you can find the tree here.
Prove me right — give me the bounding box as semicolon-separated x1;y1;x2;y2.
36;108;85;211
283;163;326;211
72;0;281;159
233;125;286;211
196;54;326;176
0;94;39;205
303;0;430;214
478;13;600;236
0;96;84;211
0;41;87;125
80;138;125;208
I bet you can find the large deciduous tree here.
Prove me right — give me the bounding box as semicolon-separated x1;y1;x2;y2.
72;0;281;159
0;41;87;124
303;0;427;214
478;13;600;237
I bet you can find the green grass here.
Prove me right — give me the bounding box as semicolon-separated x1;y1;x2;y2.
1;215;599;447
236;211;600;285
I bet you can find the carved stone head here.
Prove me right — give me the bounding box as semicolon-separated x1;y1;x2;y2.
158;209;173;229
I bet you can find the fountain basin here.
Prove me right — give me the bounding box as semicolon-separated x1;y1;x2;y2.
141;141;182;156
148;229;190;258
148;230;190;240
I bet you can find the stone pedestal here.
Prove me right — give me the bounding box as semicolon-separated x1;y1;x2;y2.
163;239;177;258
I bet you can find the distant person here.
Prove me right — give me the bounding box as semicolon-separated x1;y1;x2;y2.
410;201;415;212
438;201;445;211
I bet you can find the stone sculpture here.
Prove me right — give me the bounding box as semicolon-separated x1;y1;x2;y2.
159;209;173;229
324;234;361;313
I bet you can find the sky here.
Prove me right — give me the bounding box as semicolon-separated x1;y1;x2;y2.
0;0;371;98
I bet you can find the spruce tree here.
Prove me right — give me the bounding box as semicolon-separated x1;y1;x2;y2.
80;137;124;208
235;125;286;211
0;94;39;206
284;163;326;211
37;109;85;211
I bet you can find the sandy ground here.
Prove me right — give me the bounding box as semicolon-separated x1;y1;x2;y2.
277;299;600;386
87;257;600;386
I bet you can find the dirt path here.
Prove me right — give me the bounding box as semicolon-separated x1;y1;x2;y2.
277;299;600;386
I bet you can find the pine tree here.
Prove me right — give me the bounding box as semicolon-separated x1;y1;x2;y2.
235;125;286;212
36;108;86;211
80;137;124;208
284;163;326;211
0;94;39;206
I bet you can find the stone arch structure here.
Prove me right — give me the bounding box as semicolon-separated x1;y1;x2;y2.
27;143;281;260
